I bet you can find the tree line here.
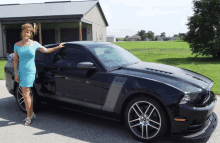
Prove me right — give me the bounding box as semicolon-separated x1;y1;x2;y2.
120;30;186;41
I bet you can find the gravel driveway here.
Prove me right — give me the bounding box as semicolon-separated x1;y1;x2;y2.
0;80;219;143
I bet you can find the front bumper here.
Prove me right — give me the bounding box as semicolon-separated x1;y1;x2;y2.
170;112;218;140
169;90;218;139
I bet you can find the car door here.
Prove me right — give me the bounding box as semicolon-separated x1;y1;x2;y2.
48;44;103;106
35;46;54;97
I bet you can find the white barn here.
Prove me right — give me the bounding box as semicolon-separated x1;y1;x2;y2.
0;1;109;58
106;35;116;42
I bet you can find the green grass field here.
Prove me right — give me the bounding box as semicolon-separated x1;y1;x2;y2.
1;41;219;94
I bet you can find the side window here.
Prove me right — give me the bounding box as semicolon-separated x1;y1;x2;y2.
50;47;62;64
52;45;91;68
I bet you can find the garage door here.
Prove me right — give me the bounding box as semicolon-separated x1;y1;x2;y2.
60;28;87;42
42;29;55;45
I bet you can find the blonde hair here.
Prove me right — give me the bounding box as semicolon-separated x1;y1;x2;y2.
20;23;38;40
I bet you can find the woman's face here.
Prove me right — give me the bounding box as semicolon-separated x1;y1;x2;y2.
22;28;32;40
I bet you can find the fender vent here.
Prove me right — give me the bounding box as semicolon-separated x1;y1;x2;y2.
185;74;208;83
145;68;173;75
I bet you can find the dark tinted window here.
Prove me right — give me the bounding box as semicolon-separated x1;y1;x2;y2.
51;45;91;68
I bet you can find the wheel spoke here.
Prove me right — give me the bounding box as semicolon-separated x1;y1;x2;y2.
148;108;155;118
135;103;143;115
18;97;24;102
19;99;24;105
144;104;151;115
132;107;141;117
142;124;144;138
18;88;22;95
149;119;160;125
148;123;159;130
129;118;140;123
146;125;148;138
130;123;141;128
19;86;22;91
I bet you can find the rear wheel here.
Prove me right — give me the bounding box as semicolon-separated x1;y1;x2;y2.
124;96;167;142
15;84;41;113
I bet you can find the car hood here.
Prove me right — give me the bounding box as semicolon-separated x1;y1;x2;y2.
115;61;213;93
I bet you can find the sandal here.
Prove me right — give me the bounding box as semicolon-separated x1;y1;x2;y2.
23;113;36;122
24;117;32;126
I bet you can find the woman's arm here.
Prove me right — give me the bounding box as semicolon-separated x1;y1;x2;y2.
14;51;19;73
38;43;66;53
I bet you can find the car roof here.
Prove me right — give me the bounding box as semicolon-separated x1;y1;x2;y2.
44;41;113;48
68;41;113;47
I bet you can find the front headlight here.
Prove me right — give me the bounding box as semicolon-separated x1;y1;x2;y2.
179;93;199;104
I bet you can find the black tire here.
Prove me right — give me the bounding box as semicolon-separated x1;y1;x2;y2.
15;84;41;113
124;95;168;142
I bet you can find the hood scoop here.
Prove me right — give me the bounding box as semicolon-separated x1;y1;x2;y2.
145;68;173;75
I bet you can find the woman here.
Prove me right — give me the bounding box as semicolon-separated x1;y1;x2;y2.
13;23;65;126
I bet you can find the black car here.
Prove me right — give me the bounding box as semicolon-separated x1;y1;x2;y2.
4;41;218;142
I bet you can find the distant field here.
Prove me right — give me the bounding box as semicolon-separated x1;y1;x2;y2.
113;41;190;50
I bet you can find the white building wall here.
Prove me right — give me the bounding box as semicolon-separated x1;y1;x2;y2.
87;25;92;41
82;4;106;42
92;23;106;42
83;5;106;26
106;36;115;42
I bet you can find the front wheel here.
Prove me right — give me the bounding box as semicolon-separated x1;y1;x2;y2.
15;84;41;113
124;96;168;142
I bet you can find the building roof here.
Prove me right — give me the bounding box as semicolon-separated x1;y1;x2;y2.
0;1;108;26
128;35;141;39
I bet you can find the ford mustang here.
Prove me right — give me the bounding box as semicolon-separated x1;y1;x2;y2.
4;41;218;142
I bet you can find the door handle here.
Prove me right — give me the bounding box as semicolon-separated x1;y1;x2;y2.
85;80;90;84
65;77;69;79
54;75;63;78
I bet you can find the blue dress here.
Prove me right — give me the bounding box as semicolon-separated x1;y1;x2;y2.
14;42;41;87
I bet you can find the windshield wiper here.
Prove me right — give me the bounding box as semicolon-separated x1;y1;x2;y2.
130;61;140;65
109;62;140;72
109;66;126;71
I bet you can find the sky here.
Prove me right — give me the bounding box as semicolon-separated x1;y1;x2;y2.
0;0;195;38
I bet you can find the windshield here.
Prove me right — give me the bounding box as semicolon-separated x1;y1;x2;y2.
87;44;141;70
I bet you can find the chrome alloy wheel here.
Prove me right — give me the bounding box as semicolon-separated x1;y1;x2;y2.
16;86;33;112
128;101;161;139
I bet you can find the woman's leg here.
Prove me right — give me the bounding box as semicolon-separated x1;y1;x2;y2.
30;89;34;115
21;87;31;118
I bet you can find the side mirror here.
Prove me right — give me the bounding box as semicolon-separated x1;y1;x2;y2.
77;62;99;70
